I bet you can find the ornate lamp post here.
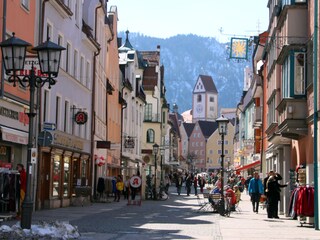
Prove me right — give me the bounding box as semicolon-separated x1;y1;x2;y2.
152;143;159;199
160;148;165;188
216;116;229;205
0;33;65;229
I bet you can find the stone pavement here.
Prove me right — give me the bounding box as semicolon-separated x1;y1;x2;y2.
211;193;320;240
2;188;320;239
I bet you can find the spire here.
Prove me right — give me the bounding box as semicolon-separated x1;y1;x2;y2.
123;29;134;50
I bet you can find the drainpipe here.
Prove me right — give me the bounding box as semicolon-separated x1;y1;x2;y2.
92;2;102;200
313;0;319;230
120;83;127;177
0;0;6;98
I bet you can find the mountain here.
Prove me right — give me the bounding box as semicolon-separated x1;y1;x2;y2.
118;32;249;113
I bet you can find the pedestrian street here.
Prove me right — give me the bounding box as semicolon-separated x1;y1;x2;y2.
3;186;320;240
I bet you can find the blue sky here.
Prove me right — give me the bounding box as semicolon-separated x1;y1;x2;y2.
108;0;269;42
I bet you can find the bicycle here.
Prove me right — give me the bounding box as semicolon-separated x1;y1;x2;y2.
216;196;231;217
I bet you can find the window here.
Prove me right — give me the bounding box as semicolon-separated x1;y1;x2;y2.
80;56;84;84
75;0;80;26
267;96;276;126
58;35;63;66
210;106;214;111
225;140;228;145
210;97;214;102
46;23;53;39
52;155;61;197
197;94;202;102
294;53;305;95
162;111;166;123
209;150;213;154
282;52;306;98
66;43;71;73
85;61;90;88
64;101;70;132
74;50;78;78
63;157;70;197
144;104;152;121
55;96;61;129
218;150;222;154
21;0;30;10
225;150;229;154
146;129;155;143
43;90;49;122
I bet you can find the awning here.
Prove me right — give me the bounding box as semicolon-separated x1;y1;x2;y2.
0;126;28;145
235;160;261;172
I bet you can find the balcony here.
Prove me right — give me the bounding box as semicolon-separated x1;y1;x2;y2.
144;113;160;122
276;98;308;140
253;106;262;129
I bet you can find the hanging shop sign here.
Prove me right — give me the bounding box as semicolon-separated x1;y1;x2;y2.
124;138;135;148
74;111;88;125
230;37;249;60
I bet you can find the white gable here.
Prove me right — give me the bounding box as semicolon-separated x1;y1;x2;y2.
193;76;205;93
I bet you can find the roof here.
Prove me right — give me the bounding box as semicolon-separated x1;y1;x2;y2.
118;30;134;52
198;120;218;138
197;75;218;93
183;122;195;137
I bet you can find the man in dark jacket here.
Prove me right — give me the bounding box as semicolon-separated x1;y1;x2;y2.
265;171;287;218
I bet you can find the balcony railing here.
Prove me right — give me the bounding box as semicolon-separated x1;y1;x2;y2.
144;113;160;122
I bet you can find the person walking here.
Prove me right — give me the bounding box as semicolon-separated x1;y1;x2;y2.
198;175;206;193
193;176;198;196
176;174;183;195
185;173;192;196
17;163;26;219
265;171;288;218
248;171;264;213
115;175;124;202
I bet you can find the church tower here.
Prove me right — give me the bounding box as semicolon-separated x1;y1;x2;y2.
192;75;218;122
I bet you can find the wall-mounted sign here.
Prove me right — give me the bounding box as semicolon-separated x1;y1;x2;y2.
124;138;135;148
74;111;88;125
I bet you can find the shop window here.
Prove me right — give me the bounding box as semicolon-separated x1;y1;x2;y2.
81;159;87;178
63;157;70;197
52;156;61;197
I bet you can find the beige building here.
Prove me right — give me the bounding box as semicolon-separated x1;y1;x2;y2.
207;121;235;172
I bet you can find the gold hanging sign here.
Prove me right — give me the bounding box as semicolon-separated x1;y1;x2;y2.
230;37;249;60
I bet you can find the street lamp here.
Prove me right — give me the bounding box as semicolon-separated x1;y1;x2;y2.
216;116;229;206
0;33;65;229
153;143;159;199
160;148;165;188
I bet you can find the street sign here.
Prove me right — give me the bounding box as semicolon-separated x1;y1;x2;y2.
43;122;56;131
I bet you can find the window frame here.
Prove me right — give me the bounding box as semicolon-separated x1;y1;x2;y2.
146;129;155;143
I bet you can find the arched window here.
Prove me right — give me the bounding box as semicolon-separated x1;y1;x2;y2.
146;129;155;143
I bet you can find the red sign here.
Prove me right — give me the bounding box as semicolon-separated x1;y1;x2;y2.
75;111;88;124
129;176;142;188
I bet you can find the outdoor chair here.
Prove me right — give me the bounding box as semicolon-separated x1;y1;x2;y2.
196;194;213;212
